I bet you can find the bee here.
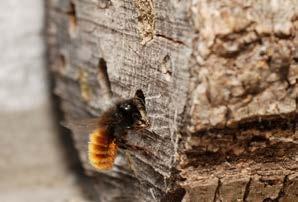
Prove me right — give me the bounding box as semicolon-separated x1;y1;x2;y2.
63;89;150;170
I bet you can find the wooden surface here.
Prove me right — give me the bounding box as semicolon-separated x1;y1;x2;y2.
46;0;297;201
0;1;92;201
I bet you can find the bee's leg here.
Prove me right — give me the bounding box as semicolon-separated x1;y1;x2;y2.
126;144;148;153
116;137;139;176
117;138;146;152
116;138;129;149
124;151;138;176
116;133;150;154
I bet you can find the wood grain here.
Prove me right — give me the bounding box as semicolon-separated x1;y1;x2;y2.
46;0;298;201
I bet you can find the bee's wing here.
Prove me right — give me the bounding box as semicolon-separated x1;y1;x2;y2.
61;118;100;135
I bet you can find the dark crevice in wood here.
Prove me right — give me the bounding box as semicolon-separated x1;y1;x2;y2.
262;175;291;202
97;58;112;99
79;16;137;37
243;178;252;202
259;178;281;187
182;115;297;168
184;141;296;168
213;178;222;202
211;29;261;58
267;53;291;86
193;113;296;135
156;33;187;46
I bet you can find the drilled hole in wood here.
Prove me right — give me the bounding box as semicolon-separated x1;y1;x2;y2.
56;54;67;73
97;58;112;98
67;2;77;37
59;54;66;68
160;54;172;81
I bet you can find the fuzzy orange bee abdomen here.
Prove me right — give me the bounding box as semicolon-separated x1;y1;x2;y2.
88;128;118;170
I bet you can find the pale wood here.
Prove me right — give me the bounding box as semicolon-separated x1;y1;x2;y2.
46;0;298;201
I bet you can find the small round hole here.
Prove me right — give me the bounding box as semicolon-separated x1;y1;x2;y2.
67;2;78;37
97;58;112;98
55;54;67;73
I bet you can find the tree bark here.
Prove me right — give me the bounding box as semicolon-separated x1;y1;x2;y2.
46;0;297;201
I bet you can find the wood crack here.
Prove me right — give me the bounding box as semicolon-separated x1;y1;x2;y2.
262;175;291;202
79;16;136;37
156;34;187;46
213;178;222;202
243;178;252;202
193;113;296;137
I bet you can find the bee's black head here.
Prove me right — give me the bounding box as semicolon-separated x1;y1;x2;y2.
117;90;150;130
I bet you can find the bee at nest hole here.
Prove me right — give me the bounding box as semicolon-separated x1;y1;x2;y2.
63;89;151;170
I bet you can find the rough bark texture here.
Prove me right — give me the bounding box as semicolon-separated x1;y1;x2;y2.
46;0;297;201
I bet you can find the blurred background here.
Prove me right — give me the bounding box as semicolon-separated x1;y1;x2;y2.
0;1;93;201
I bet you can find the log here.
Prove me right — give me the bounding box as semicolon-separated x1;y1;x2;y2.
46;0;298;201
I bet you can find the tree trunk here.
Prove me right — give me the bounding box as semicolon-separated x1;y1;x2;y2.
46;0;298;201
